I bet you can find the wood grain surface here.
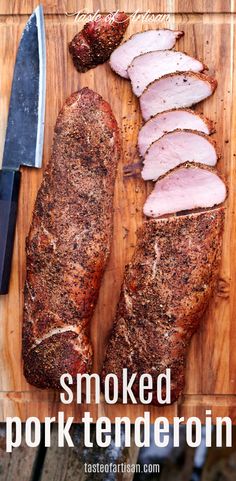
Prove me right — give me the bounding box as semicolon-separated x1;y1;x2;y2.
0;0;236;421
0;425;139;481
41;426;139;481
0;425;38;481
1;424;236;480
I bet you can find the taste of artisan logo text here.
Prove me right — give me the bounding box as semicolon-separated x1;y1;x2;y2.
66;9;170;24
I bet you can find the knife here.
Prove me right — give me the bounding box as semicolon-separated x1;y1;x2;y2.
0;5;46;295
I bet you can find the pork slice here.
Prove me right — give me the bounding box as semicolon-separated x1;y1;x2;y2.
110;29;184;78
128;50;206;96
102;208;224;404
138;109;214;157
140;72;217;121
143;166;226;218
142;130;218;181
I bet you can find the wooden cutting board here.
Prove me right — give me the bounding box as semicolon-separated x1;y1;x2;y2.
0;0;236;422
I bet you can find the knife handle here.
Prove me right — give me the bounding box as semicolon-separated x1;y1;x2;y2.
0;170;21;295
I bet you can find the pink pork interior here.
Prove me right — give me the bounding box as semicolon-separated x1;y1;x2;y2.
140;73;216;121
110;29;183;79
143;166;226;218
128;50;205;97
142;130;217;181
138;109;213;157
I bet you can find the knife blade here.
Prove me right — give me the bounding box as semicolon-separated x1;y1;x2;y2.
0;5;46;294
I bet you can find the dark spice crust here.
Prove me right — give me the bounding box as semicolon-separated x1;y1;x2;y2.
69;13;129;73
23;87;120;389
102;209;224;404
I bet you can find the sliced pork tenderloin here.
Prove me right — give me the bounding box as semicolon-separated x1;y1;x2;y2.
142;130;218;181
138;109;214;157
128;50;207;96
140;72;217;121
143;165;226;218
110;29;184;78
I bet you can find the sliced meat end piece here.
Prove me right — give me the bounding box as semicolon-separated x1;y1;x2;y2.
128;50;207;96
110;29;184;79
143;166;226;218
138;109;215;157
142;130;218;181
140;72;217;121
69;12;129;72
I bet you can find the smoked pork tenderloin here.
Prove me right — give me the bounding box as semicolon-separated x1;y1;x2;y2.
23;88;120;389
141;130;218;181
143;165;226;217
110;29;184;78
102;209;224;404
138;109;214;157
128;50;207;96
140;72;217;120
69;13;129;72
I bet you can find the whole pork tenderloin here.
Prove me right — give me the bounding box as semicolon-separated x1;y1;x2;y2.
23;88;120;389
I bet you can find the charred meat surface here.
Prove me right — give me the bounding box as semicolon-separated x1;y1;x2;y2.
23;88;120;389
69;13;129;72
102;209;224;404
